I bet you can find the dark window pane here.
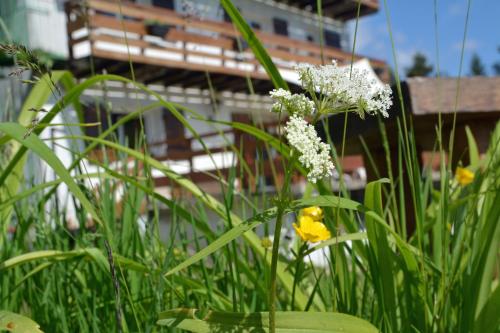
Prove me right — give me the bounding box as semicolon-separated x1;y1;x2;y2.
83;104;119;138
123;116;141;148
163;108;188;151
324;30;340;48
273;18;288;36
153;0;174;10
223;8;231;22
250;22;261;30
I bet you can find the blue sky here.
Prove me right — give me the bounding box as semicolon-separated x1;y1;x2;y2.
349;0;500;77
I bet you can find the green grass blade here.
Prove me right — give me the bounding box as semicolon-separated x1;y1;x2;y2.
165;207;278;276
157;308;379;332
364;179;398;330
473;285;500;333
465;125;480;167
0;123;103;226
0;71;77;235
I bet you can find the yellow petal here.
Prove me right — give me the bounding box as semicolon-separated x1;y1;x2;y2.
293;223;307;241
301;206;323;221
311;221;331;241
298;216;315;234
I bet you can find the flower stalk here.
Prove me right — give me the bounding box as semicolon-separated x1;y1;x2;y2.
267;62;392;333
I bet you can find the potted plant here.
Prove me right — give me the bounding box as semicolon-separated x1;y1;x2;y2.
144;19;170;38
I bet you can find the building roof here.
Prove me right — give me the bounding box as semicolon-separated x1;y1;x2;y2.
280;58;385;90
406;76;500;115
272;0;379;20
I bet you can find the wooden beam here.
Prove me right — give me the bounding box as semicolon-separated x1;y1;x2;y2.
162;71;192;87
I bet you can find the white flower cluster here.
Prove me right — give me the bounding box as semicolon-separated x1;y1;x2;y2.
285;115;334;183
267;61;392;183
296;61;392;118
269;88;315;117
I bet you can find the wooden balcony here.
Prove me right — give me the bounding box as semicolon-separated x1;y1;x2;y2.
278;0;379;20
146;121;365;190
65;0;388;93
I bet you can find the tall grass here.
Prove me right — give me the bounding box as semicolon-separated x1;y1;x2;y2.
1;0;499;332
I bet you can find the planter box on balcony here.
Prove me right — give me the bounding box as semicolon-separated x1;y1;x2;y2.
146;23;170;38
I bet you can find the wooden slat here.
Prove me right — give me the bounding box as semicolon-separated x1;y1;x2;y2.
89;14;146;35
166;29;234;49
91;48;266;80
154;147;227;161
91;34;150;48
90;34;237;63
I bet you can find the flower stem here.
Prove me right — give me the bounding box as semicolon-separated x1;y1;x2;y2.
269;156;296;333
269;207;284;333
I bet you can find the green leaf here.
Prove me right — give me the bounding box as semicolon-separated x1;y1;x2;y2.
465;126;480;168
364;179;398;328
165;207;278;276
474;284;500;333
157;308;379;333
0;248;147;274
220;0;288;90
0;310;43;333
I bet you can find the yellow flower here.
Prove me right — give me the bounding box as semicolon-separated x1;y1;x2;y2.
301;206;323;221
293;215;331;243
455;167;474;186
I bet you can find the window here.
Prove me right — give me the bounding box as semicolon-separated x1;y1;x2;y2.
163;108;188;151
324;30;341;48
152;0;174;10
250;22;261;30
272;18;288;36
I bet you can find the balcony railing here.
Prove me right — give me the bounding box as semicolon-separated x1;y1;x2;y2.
65;0;387;92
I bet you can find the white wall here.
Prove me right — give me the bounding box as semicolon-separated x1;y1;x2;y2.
26;0;68;58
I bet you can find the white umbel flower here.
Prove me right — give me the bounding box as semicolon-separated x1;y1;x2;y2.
285;115;334;183
296;62;392;118
269;88;315;116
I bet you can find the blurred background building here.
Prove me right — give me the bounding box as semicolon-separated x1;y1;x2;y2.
0;0;389;199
